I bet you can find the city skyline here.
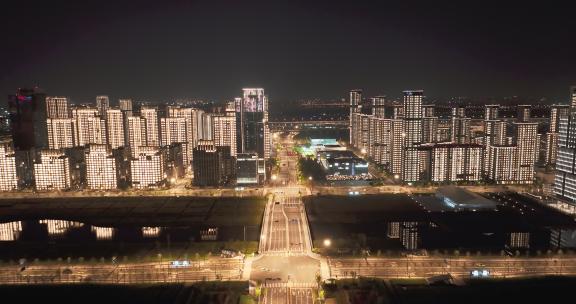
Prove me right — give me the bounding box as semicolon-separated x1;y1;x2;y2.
3;2;576;302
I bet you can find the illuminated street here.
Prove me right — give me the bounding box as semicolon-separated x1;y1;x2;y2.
250;134;319;303
0;258;243;284
329;256;576;279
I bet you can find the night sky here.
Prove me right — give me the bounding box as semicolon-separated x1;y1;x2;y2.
1;0;575;104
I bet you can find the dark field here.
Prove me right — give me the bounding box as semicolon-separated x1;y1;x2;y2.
304;194;428;251
0;196;266;227
324;276;576;304
0;282;250;304
304;194;427;224
304;193;576;252
0;196;266;260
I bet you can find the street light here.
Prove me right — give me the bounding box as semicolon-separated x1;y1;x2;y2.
323;239;331;247
308;176;313;181
271;174;277;181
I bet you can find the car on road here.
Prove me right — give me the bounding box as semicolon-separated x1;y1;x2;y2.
470;269;490;278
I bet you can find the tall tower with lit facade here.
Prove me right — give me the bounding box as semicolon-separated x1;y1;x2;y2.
545;104;570;165
95;95;110;119
402;90;423;182
235;88;270;158
71;107;106;146
106;108;125;149
554;86;576;203
349;89;362;144
141;107;160;147
212;103;237;157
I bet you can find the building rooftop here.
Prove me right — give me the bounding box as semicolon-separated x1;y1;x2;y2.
436;186;499;210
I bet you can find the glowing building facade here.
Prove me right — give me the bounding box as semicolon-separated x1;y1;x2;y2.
85;144;118;189
47;118;75;149
34;150;71;190
0;139;18;191
106;108;125;149
130;146;165;189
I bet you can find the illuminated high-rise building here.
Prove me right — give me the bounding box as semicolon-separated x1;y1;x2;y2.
367;116;392;167
167;106;196;147
422;105;438;144
545;104;570;165
85;144;117;190
141;106;160;147
422;104;435;118
130;146;165;189
160;116;190;168
484;114;507;175
550;104;569;133
119;98;133;116
486;120;537;184
46;96;69;118
212;107;237;157
390;119;404;176
485;104;499;120
487;145;517;183
392;104;404;119
71;107;106;146
571;85;576;108
126;116;147;157
351;113;370;152
451;106;471;144
235;88;270;158
95;95;110;118
349;89;362;144
33;150;71;190
371;95;386;118
106;108;125;149
402;90;423;182
554;86;576;203
429;143;483;182
514;122;538;184
160;117;188;146
0;138;18;191
46;118;75;149
545;132;559;166
517;105;531;122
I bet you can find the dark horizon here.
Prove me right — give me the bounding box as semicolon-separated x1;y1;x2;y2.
2;0;576;104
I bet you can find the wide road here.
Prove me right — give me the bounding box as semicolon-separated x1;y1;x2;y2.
252;133;318;303
0;257;243;284
329;256;576;279
259;284;315;304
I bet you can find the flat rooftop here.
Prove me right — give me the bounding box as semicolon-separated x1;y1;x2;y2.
436;186;499;210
